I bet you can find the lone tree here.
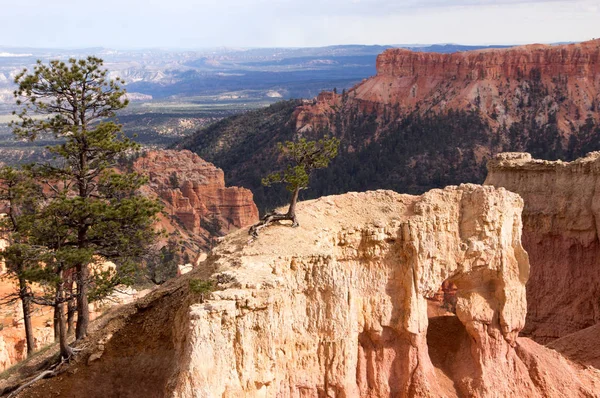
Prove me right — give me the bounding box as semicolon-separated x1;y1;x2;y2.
10;56;161;343
249;136;340;237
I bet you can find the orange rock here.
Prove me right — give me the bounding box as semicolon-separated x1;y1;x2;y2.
0;325;53;372
296;39;600;136
133;150;259;236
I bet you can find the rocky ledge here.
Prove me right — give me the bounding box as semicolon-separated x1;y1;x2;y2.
10;186;600;397
486;151;600;343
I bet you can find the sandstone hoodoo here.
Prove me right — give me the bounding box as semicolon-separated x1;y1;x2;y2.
10;186;599;397
133;150;259;237
486;151;600;343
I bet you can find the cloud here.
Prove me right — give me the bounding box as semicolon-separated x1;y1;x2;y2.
1;0;598;48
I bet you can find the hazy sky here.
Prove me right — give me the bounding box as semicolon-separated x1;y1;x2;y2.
1;0;599;49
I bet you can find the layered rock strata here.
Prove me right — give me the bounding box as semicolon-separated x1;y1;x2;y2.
133;150;259;235
486;152;600;343
169;186;596;397
295;39;600;135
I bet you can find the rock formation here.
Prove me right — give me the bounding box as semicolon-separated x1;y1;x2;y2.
12;186;600;397
0;235;6;275
0;299;54;373
485;152;600;343
548;323;600;370
134;150;258;237
295;39;600;135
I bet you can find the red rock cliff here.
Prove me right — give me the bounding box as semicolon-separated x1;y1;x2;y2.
376;42;600;80
133;150;258;236
296;39;600;135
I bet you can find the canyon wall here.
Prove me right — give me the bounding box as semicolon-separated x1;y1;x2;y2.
168;186;596;397
0;297;54;373
10;186;600;397
295;39;600;135
133;150;259;236
486;152;600;343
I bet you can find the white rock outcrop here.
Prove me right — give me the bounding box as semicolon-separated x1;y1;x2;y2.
167;186;597;397
11;186;600;398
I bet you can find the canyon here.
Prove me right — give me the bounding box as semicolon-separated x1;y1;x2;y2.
486;151;600;343
180;40;600;213
2;40;600;396
5;185;599;397
295;39;600;135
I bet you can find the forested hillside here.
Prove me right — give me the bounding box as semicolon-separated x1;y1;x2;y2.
176;41;600;212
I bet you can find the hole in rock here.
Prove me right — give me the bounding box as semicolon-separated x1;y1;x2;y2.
426;280;464;397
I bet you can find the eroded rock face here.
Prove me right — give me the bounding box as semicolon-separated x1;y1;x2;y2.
295;39;600;135
133;150;259;235
0;235;7;274
169;186;597;397
485;152;600;343
0;323;53;372
12;186;600;398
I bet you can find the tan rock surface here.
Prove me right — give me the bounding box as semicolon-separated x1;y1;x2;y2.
485;152;600;342
10;186;600;397
169;186;600;397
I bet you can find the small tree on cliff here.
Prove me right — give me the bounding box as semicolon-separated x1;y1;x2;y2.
249;136;340;237
11;57;161;342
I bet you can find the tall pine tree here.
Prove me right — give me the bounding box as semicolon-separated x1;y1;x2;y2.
11;57;161;343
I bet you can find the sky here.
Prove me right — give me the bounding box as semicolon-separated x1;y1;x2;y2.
1;0;599;49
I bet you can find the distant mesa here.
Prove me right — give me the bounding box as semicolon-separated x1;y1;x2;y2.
295;39;600;136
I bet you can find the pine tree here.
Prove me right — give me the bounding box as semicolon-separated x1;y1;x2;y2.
0;167;40;356
249;136;340;237
11;57;161;343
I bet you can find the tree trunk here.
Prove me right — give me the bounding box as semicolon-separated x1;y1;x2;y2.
18;277;35;356
67;299;76;336
286;186;300;226
53;301;60;342
56;276;73;360
249;185;301;237
75;263;89;340
65;274;76;335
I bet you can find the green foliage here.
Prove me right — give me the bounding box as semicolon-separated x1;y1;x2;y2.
144;240;181;285
12;57;128;141
262;136;340;193
189;279;214;295
5;57;162;339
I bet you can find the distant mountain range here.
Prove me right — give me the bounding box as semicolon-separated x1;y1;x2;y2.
0;44;517;107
